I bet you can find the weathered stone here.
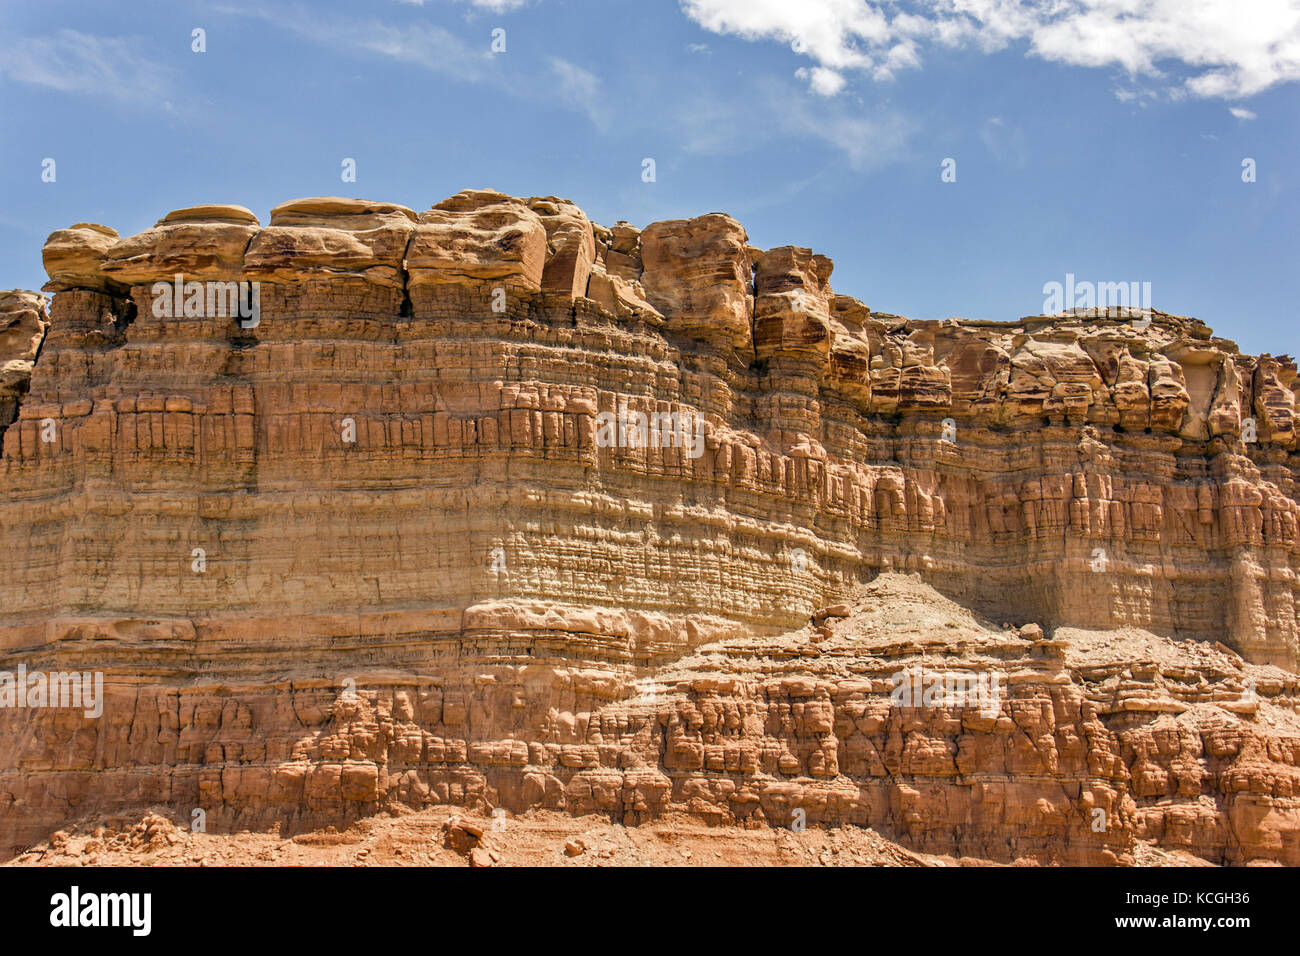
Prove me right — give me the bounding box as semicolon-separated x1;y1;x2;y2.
1;190;1298;868
0;290;48;433
527;197;596;300
753;246;834;366
243;197;416;289
41;224;121;293
639;213;752;356
407;189;546;293
101;205;260;284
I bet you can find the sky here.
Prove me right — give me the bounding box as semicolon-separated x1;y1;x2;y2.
1;0;1297;356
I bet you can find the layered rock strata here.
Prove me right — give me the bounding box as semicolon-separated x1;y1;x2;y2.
0;190;1297;863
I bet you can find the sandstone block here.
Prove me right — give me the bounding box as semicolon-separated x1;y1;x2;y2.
407;189;547;293
639;213;752;356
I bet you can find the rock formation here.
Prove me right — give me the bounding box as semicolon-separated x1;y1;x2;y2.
1;189;1297;864
0;291;48;438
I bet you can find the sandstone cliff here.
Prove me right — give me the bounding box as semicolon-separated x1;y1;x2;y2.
1;190;1297;864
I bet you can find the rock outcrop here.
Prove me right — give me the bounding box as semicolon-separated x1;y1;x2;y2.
1;190;1297;864
0;291;48;439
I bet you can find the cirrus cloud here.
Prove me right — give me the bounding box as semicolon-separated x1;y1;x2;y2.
0;29;174;105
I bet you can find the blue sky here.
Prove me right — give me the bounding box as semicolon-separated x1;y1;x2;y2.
1;0;1297;355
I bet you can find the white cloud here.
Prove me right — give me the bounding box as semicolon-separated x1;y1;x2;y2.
682;0;889;69
673;74;913;168
872;39;921;81
0;30;173;104
221;7;608;129
550;57;609;128
1230;106;1258;120
350;22;488;77
796;65;848;95
770;82;915;169
221;6;493;81
679;0;1300;100
798;109;914;169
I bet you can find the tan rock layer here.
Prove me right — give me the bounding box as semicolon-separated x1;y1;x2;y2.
1;577;1296;864
1;190;1298;863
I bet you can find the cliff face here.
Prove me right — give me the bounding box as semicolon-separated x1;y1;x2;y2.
0;290;47;439
1;190;1298;864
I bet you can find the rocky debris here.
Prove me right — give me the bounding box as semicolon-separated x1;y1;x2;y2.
585;258;660;322
583;218;660;321
813;604;851;623
8;807;961;868
130;812;182;850
563;838;585;857
2;189;1299;866
442;815;499;866
444;818;484;853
